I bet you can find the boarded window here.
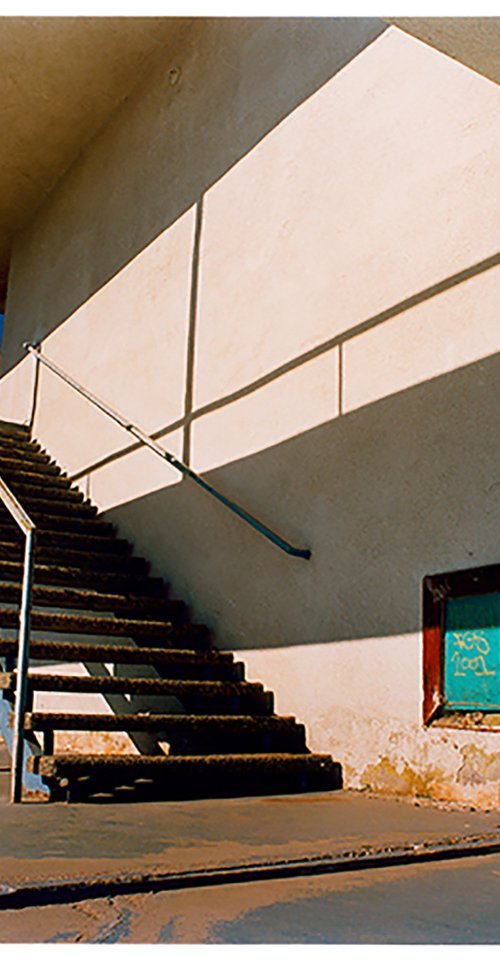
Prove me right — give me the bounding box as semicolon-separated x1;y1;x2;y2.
423;564;500;728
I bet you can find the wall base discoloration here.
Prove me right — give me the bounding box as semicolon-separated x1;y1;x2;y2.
358;753;500;811
242;639;500;812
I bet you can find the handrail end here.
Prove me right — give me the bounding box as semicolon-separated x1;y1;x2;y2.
289;546;312;560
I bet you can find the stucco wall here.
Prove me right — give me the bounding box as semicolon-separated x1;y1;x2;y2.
1;21;499;806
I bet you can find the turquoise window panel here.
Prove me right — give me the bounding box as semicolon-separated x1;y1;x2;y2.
444;593;500;711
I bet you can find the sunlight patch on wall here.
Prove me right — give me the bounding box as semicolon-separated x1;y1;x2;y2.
343;267;500;414
191;349;339;473
194;26;500;412
242;632;420;726
89;429;184;511
0;354;34;424
32;206;195;481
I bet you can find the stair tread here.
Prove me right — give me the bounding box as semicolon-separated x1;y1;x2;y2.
0;608;207;639
0;531;131;553
0;420;29;436
29;753;342;799
0;582;174;613
0;434;36;447
0;673;270;711
26;712;296;730
25;713;305;752
0;541;149;573
32;752;333;772
4;496;97;516
0;673;264;695
0;516;114;536
0;449;49;465
0;559;164;595
0;637;230;665
0;463;68;480
0;456;60;475
2;480;84;502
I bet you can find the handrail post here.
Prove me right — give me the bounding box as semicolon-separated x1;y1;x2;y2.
10;529;35;803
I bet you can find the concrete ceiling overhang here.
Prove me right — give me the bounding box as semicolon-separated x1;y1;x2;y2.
0;16;498;312
387;17;500;87
0;16;192;309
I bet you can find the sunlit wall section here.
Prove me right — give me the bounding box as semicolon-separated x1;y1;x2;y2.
32;207;195;508
193;26;499;476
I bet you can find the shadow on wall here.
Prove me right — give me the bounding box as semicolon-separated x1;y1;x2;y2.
104;350;500;651
68;249;500;483
2;17;387;369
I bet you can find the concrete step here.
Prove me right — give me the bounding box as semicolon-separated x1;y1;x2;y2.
0;608;209;643
0;526;131;554
1;673;272;712
0;539;149;573
29;752;341;801
6;495;98;518
26;712;306;753
0;559;165;596
0;464;72;487
0;454;60;476
0;443;51;464
0;512;114;537
4;478;86;504
0;637;236;677
0;581;178;616
0;420;30;438
0;432;38;450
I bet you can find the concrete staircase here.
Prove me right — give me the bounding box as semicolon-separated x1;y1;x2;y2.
0;420;342;802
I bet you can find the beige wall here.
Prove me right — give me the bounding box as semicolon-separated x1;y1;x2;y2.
1;21;499;806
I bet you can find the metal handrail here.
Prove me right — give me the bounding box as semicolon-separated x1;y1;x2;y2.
24;343;311;559
0;475;36;803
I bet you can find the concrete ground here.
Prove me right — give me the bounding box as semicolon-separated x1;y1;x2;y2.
0;743;498;943
1;854;499;944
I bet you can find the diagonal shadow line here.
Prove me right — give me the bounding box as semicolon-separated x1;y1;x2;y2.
193;250;500;420
70;250;500;482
